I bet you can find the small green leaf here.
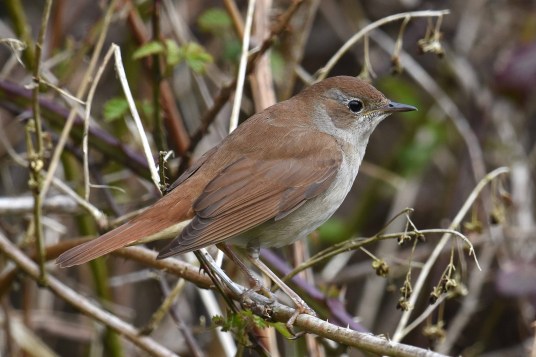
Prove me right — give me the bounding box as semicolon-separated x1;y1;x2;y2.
198;8;232;33
181;42;213;73
133;41;165;60
164;39;181;66
103;98;129;121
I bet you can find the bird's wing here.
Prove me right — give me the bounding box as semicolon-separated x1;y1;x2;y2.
157;149;342;258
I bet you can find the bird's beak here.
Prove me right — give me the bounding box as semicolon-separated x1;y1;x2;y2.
383;101;417;113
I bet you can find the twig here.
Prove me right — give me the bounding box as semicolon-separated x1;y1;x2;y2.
0;195;78;214
436;242;498;354
140;277;186;335
83;46;115;201
83;43;160;194
29;0;54;283
399;294;448;338
4;0;36;68
151;0;166;153
157;277;205;357
392;167;510;342
40;0;119;200
229;0;256;133
223;0;245;38
370;27;486;183
315;9;450;81
283;228;474;283
0;105;108;227
125;1;191;155
189;0;304;150
0;232;177;357
0;80;151;180
249;0;277;112
110;44;161;191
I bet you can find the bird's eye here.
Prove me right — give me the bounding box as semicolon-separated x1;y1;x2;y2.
348;99;363;113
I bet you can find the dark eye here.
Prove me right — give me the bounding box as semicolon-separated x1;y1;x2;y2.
348;99;363;113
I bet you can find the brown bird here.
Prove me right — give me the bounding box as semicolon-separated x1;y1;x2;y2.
57;76;415;314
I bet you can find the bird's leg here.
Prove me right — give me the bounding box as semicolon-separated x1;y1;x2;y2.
194;249;246;297
246;247;316;327
217;243;273;299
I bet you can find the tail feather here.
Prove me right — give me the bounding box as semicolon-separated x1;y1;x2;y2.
56;221;142;267
56;183;198;267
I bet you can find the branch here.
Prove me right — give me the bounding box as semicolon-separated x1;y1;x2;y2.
0;232;177;357
392;167;510;341
315;9;450;81
189;0;304;150
0;235;448;356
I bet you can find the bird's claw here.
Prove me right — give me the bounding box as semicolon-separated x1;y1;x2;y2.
285;300;316;330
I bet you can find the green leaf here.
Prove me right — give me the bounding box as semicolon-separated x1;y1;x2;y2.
198;8;232;33
164;39;181;66
132;41;165;60
181;42;213;73
103;98;129;121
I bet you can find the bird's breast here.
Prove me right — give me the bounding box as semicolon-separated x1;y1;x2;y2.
229;149;363;249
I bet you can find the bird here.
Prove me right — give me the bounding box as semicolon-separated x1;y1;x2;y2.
57;75;416;316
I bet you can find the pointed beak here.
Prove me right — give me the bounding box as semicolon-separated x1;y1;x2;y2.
383;101;417;113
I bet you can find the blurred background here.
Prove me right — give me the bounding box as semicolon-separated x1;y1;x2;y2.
0;0;535;356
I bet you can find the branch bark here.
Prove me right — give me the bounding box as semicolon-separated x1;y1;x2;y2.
0;234;447;357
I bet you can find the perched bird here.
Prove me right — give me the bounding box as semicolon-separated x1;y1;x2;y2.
57;76;416;315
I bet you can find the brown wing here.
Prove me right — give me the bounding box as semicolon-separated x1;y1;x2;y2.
157;153;341;258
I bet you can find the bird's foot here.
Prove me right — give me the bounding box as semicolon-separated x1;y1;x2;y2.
239;285;275;306
247;276;274;300
286;299;316;330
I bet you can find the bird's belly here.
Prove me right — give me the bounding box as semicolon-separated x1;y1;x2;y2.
229;158;357;249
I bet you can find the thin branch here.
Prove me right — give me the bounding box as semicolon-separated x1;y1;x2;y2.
189;0;304;150
83;45;114;201
392;167;510;342
29;0;54;283
315;9;450;81
111;44;161;191
0;79;151;180
229;0;256;133
0;232;178;357
40;0;119;199
4;0;36;68
283;228;475;283
370;27;486;183
0;234;448;356
0;195;78;214
0;119;108;227
125;2;191;155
